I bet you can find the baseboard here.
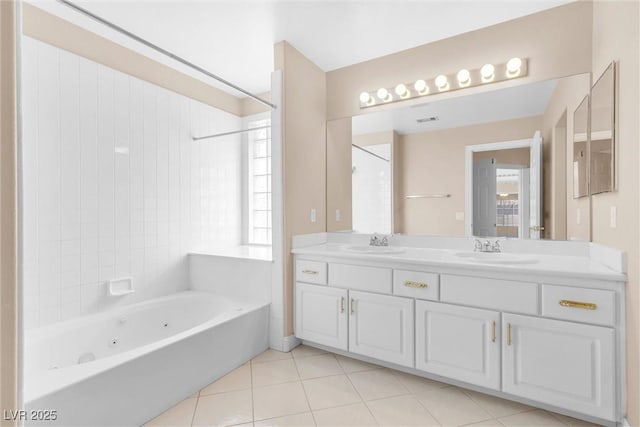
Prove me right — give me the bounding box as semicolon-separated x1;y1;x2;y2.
281;335;301;352
623;418;631;427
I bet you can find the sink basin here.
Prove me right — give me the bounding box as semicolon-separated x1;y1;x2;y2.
454;251;539;264
345;245;406;255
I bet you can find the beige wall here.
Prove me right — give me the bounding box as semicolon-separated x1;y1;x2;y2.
541;73;591;241
397;116;542;235
326;118;352;232
275;41;327;336
474;147;530;166
23;3;245;116
1;0;18;423
590;1;640;425
326;1;592;120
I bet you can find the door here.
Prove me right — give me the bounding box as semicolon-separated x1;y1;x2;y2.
349;290;414;367
415;301;501;390
503;313;615;420
473;158;497;236
295;283;348;350
529;131;543;239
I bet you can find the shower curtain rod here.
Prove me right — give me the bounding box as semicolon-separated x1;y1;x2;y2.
57;0;276;109
352;144;390;162
193;125;271;141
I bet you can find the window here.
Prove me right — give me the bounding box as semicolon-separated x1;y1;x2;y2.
247;119;272;245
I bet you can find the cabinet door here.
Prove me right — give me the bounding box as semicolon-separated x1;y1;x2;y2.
503;313;615;420
415;300;501;390
295;283;348;350
349;290;414;367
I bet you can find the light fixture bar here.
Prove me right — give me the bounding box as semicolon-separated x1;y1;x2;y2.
359;57;528;109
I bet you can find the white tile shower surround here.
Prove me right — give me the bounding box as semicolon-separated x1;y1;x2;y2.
146;345;603;427
22;36;244;328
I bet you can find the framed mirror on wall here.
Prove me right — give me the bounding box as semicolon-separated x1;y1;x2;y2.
590;62;616;195
572;95;589;199
326;73;592;241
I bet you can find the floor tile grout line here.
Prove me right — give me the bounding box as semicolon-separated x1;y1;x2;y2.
459;387;537;420
343;366;381;425
250;359;256;424
189;392;200;426
291;351;317;425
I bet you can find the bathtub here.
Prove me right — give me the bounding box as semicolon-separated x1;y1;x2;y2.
24;291;270;426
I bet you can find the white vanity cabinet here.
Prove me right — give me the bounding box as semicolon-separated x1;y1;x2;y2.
292;252;624;425
503;313;615;420
295;282;348;350
415;301;501;390
349;290;414;367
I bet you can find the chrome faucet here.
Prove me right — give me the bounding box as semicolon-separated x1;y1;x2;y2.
474;239;501;253
369;234;390;246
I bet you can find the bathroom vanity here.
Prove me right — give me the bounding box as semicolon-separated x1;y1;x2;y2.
292;233;626;426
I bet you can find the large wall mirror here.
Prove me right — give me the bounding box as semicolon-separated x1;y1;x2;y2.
326;73;592;241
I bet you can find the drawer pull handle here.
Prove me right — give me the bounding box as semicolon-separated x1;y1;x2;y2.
350;298;355;315
340;297;345;313
404;281;428;289
491;320;496;343
302;269;319;275
559;300;597;310
507;323;512;346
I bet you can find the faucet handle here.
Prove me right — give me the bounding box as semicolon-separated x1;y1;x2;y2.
492;240;501;253
474;239;483;252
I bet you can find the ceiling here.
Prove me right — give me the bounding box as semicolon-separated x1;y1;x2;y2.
29;0;574;97
352;79;558;135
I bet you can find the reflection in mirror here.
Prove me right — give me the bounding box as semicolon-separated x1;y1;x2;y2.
590;62;615;195
328;73;591;240
351;142;392;234
472;148;531;238
573;95;589;198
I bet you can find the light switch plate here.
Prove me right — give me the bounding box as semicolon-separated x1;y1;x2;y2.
310;208;317;223
335;209;341;222
610;206;617;228
455;212;465;221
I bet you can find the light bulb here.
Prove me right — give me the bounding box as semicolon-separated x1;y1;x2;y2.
457;69;470;85
377;87;390;101
480;63;495;81
359;91;371;104
506;57;522;75
414;79;428;94
395;83;408;98
435;74;449;90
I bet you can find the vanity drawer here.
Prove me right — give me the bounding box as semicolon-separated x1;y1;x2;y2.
329;263;392;294
542;285;615;326
393;270;439;300
441;275;538;315
296;259;328;285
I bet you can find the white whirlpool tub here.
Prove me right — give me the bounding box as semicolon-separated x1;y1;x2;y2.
24;291;270;426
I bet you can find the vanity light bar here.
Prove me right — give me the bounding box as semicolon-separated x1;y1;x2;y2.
359;57;528;108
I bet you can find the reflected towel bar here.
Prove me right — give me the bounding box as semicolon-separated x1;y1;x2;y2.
406;194;451;199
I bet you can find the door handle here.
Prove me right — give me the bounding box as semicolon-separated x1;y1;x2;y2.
350;298;355;315
340;297;345;313
529;225;545;232
507;323;512;346
491;320;496;343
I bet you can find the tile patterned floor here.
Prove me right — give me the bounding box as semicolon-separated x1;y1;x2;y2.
145;345;602;427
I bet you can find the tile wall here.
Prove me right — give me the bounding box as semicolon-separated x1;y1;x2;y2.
22;37;243;328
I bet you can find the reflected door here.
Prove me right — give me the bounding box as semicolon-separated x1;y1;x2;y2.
473;158;497;236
